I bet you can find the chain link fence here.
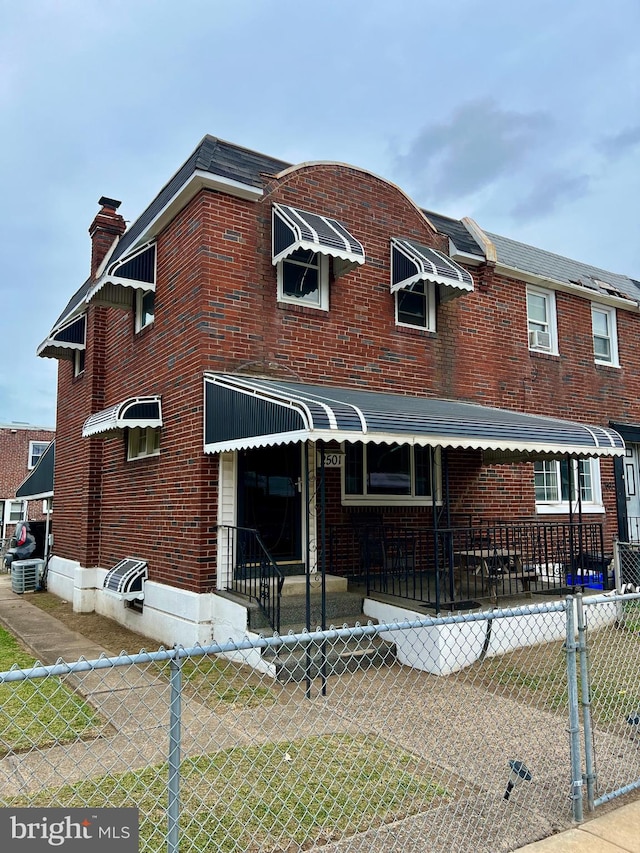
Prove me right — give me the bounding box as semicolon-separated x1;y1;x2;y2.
0;594;638;852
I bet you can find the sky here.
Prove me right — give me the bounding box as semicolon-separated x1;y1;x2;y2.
0;0;638;427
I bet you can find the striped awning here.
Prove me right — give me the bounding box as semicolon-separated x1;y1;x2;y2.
272;204;365;278
83;396;162;437
86;242;156;308
103;558;148;601
16;441;54;499
203;374;624;458
391;238;474;302
37;314;86;360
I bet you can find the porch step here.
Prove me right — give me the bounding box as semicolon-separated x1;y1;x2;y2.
250;590;367;633
262;633;397;683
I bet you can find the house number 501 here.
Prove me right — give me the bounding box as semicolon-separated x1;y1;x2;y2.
317;451;344;468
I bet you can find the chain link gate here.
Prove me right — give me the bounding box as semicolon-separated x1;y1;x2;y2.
0;600;601;852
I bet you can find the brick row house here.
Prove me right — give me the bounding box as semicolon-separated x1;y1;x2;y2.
0;424;54;550
36;135;640;647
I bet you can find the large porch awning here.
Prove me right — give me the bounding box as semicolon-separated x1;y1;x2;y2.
203;374;625;458
16;441;54;500
82;396;162;437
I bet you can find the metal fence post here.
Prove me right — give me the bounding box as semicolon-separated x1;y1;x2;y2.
167;646;182;853
576;593;596;811
565;596;584;822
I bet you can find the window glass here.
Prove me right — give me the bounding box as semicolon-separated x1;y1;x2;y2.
127;427;160;461
29;442;48;468
397;283;427;327
534;459;599;507
136;289;155;332
367;444;411;495
343;442;435;504
281;249;320;304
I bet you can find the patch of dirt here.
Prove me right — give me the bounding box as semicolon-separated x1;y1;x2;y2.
26;591;156;655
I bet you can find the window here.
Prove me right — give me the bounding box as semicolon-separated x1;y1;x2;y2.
28;441;49;469
534;458;603;513
527;286;557;354
343;441;438;505
7;500;25;524
135;289;155;332
74;349;85;377
395;281;435;330
42;498;52;514
592;304;618;366
277;249;329;310
127;427;160;461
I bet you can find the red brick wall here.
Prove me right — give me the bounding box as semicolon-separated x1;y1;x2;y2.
50;162;638;589
0;426;55;538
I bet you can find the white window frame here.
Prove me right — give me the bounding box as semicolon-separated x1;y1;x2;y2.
527;286;558;355
534;458;604;514
277;250;329;311
395;281;436;331
73;348;85;377
135;288;155;333
28;441;49;469
341;442;441;507
591;303;619;367
4;499;26;525
127;427;160;461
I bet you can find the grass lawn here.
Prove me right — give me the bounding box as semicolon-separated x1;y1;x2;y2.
16;732;448;852
0;626;101;752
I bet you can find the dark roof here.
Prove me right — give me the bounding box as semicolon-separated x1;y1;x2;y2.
488;231;640;302
422;209;484;257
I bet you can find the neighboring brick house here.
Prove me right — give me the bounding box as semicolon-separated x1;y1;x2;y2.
36;135;639;646
0;424;54;542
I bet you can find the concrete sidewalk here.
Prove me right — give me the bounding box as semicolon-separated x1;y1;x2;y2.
0;572;638;851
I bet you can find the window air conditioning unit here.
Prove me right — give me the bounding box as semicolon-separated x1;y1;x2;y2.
529;329;552;351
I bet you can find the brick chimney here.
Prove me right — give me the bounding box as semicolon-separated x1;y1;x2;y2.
89;196;126;277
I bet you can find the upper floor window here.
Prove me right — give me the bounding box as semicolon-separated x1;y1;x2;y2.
127;427;160;461
591;304;618;366
28;441;49;469
343;441;439;506
74;349;85;377
527;286;557;354
534;458;603;513
395;281;435;331
277;248;329;310
135;289;155;332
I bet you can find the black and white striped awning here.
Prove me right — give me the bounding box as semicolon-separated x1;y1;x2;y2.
391;238;474;302
86;242;156;308
272;204;365;278
82;396;162;437
103;558;148;601
36;314;86;360
203;373;625;458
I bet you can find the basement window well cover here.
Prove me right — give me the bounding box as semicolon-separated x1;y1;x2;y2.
272;203;365;277
82;396;162;437
103;558;148;601
391;238;474;301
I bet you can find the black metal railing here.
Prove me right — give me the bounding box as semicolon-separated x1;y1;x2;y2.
218;525;284;633
327;519;610;609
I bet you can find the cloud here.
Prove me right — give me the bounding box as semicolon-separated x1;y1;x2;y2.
510;171;591;221
599;124;640;158
394;98;553;201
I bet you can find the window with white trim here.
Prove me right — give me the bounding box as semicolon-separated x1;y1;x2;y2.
5;500;26;524
74;349;85;377
527;286;557;354
395;281;435;331
28;441;49;469
135;289;155;332
534;458;603;513
591;304;618;366
342;441;439;505
127;427;160;461
277;249;329;310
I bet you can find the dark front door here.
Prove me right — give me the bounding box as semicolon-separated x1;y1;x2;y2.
237;445;302;562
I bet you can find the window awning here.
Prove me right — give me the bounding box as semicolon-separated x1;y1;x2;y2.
272;203;365;278
37;315;86;360
86;242;156;308
203;374;624;458
103;558;148;601
16;441;54;500
82;396;162;437
391;238;474;302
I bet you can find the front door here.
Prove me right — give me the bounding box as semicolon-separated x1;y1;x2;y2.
237;445;302;562
625;444;640;541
